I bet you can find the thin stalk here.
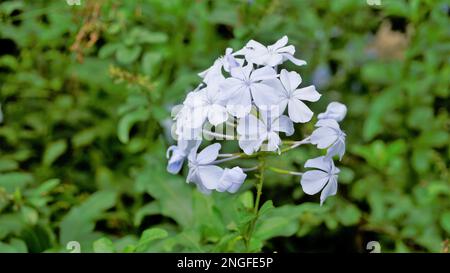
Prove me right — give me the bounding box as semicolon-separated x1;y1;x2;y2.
216;153;236;158
241;166;259;172
245;155;266;252
280;137;311;153
268;166;303;176
211;155;243;164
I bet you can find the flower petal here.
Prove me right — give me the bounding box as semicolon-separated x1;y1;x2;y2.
198;165;224;190
197;143;221;164
293;85;321;102
304;156;332;172
227;88;252;117
310;127;338;149
238;138;265;155
300;170;329;195
266;53;283;66
283;53;307;66
237;114;267;138
279;69;291;92
218;167;247;193
266;131;281;152
320;175;338;205
284;70;302;91
207;104;228;126
268;35;288;51
250;66;277;82
315;118;340;130
276;45;295;55
167;152;185;174
272;115;294;136
317;101;347;122
288;98;314;123
230;64;253;81
251;83;280;109
327;138;346;161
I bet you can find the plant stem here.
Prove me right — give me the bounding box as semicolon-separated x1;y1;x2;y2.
241;166;259;172
268;166;303;176
245;155;266;252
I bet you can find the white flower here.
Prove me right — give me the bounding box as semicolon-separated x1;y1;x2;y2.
197;85;229;126
166;139;201;174
175;91;207;130
175;85;229;137
187;143;223;193
198;59;225;86
300;156;340;205
244;36;307;67
221;64;278;117
310;119;346;160
267;69;321;123
198;48;243;84
217;167;247;193
318;102;347;122
237;111;294;155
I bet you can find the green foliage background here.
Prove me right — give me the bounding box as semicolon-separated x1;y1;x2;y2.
0;0;448;253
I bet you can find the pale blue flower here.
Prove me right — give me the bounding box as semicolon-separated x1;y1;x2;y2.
187;143;223;193
318;102;347;122
237;110;294;155
220;64;278;117
166;139;201;174
217;167;247;193
300;156;340;205
198;48;243;84
310;119;346;160
244;36;307;67
267;69;321;123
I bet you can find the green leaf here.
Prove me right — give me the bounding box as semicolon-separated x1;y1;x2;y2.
21;206;38;225
142;52;163;75
0;159;18;172
133;201;160;227
258;200;274;217
440;212;450;234
239;191;254;209
0;172;33;193
335;203;361;226
137;168;193;227
254;204;303;241
0;214;25;240
0;239;27;253
98;43;120;59
72;128;97;148
59;191;116;248
137;31;168;44
116;45;142;65
117;108;150;144
42;139;67;166
135;228;168;252
93;238;115;253
412;149;433;174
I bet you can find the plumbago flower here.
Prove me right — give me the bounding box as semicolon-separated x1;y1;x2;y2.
221;64;278;117
244;36;307;66
237;109;294;155
301;156;340;205
166;36;348;207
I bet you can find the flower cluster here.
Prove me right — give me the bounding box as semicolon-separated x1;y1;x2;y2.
166;36;347;204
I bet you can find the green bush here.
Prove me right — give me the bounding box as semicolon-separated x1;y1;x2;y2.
0;0;448;252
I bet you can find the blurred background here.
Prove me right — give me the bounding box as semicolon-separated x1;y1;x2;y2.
0;0;448;253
